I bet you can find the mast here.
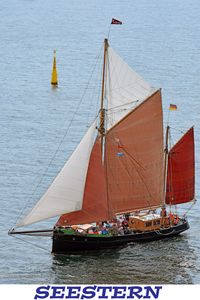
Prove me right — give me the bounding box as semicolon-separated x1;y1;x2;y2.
163;125;170;207
100;38;111;219
99;38;108;148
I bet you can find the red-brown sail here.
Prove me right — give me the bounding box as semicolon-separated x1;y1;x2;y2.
56;138;109;226
105;89;164;215
166;127;195;205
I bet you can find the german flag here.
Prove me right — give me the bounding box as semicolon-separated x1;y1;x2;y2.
169;104;177;110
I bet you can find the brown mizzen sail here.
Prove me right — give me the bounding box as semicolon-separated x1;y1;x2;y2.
166;127;195;205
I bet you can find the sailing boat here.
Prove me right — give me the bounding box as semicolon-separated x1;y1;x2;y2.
9;38;195;254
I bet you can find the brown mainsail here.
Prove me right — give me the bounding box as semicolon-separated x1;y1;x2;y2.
105;90;164;215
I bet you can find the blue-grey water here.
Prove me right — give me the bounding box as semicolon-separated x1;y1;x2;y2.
0;0;200;284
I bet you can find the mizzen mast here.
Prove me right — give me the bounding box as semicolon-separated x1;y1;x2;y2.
163;125;170;207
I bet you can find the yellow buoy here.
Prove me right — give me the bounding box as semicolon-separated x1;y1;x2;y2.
51;50;58;86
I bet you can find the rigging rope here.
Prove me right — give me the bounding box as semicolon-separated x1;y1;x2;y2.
165;126;186;135
14;45;103;227
106;130;157;212
183;199;197;217
123;147;156;209
10;234;50;253
86;48;103;124
106;100;140;113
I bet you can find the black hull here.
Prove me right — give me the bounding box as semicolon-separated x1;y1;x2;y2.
52;220;189;254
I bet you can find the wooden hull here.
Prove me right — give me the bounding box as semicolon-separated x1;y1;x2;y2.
52;219;189;254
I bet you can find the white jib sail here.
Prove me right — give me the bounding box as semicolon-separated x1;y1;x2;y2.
16;120;97;227
106;47;156;129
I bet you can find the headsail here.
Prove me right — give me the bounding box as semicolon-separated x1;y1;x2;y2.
16;120;98;227
106;46;156;129
105;89;164;214
166;127;195;205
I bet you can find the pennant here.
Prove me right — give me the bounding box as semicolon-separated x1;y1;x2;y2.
169;104;177;110
111;18;122;25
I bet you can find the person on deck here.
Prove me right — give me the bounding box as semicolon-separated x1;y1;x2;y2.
160;207;167;217
121;219;129;233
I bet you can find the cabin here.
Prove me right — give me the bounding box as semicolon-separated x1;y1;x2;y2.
128;214;163;232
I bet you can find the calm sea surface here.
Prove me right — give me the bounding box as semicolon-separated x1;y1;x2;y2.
0;0;200;284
